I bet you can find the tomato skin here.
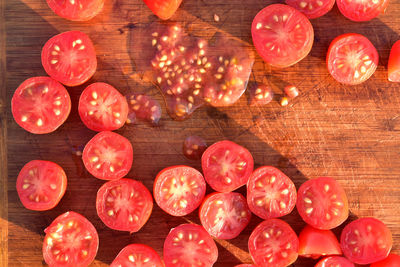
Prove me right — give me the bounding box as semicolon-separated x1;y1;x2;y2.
388;41;400;82
11;76;71;134
142;0;183;20
286;0;335;19
315;256;355;267
336;0;387;21
371;254;400;267
46;0;104;21
110;244;164;267
298;225;342;259
340;217;393;265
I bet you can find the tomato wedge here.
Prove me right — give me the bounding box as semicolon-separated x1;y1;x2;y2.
96;178;153;232
297;177;349;230
248;219;299;267
247;166;297;220
43;211;99;267
41;31;97;86
340;217;392;265
388;40;400;82
251;4;314;68
315;256;355;267
286;0;335;18
336;0;388;21
11;76;71;134
199;192;251;239
142;0;183;20
79;82;129;132
110;244;163;267
163;224;218;267
16;160;67;211
46;0;104;21
327;33;378;85
82;131;133;180
371;253;400;267
154;165;206;216
201;140;254;192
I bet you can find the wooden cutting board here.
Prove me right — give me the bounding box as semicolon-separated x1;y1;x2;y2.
2;0;400;265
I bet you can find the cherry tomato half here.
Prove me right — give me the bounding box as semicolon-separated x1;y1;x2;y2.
336;0;388;21
142;0;183;20
371;253;400;267
315;256;355;267
46;0;104;21
110;244;163;267
388;40;400;82
286;0;335;19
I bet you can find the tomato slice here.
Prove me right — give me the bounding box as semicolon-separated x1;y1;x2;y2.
16;160;67;211
249;83;274;106
46;0;104;21
96;178;153;232
11;76;71;134
201;140;254;192
43;211;99;267
142;0;183;20
247;166;297;220
110;244;163;267
336;0;388;21
199;192;251;239
126;94;162;125
41;31;97;86
388;40;400;82
315;256;355;267
327;33;378;85
251;4;314;68
163;224;218;267
248;219;299;267
79;82;129;131
298;225;342;259
371;253;400;267
154;165;206;216
297;177;349;230
235;265;256;267
82;131;133;180
286;0;335;19
183;135;207;160
340;217;392;265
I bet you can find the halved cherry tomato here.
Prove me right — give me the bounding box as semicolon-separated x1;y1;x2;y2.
336;0;388;21
16;160;67;211
247;166;297;220
96;178;153;232
82;131;133;180
11;76;71;134
43;211;99;267
41;31;97;86
154;165;206;216
163;224;218;267
298;225;342;259
142;0;183;20
248;219;299;267
340;217;392;265
199;192;251;239
388;40;400;82
110;244;163;267
251;4;314;68
201;140;254;192
327;33;378;85
79;82;128;132
371;253;400;267
297;177;349;230
46;0;104;21
286;0;335;19
315;256;355;267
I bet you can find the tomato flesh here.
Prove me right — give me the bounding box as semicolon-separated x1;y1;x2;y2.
154;165;206;216
247;166;297;220
41;31;97;86
249;83;273;106
163;224;218;267
315;256;355;267
126;94;162;125
388;40;400;82
340;217;392;265
183;135;207;160
43;211;99;267
110;244;163;267
199;192;251;239
286;0;335;19
96;178;153;232
142;0;183;20
371;253;400;267
46;0;104;21
336;0;387;21
11;76;71;134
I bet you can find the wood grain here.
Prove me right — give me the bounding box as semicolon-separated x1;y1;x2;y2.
4;0;400;266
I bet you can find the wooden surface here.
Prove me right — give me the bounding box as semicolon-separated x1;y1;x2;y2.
3;0;400;266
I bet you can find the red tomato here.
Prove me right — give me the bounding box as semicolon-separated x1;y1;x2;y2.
41;31;97;86
327;33;378;85
336;0;388;21
247;166;297;220
298;225;342;259
142;0;183;20
297;177;349;230
315;256;355;267
110;244;163;267
163;224;218;266
199;192;251;239
248;219;299;267
201;140;254;192
46;0;104;21
154;165;206;216
82;131;133;180
11;76;71;134
340;217;393;265
286;0;335;19
371;254;400;267
96;178;153;232
43;211;99;267
79;82;129;132
388;40;400;82
16;160;67;211
251;4;314;68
